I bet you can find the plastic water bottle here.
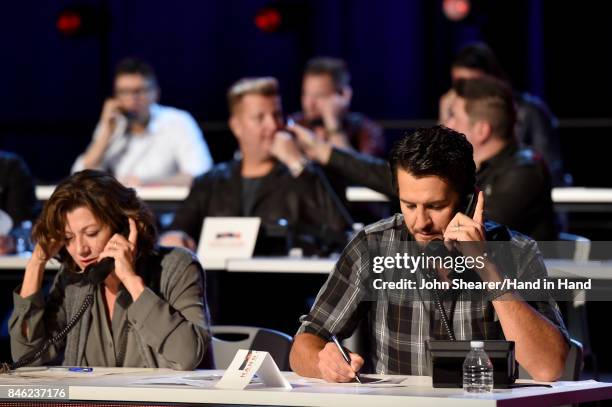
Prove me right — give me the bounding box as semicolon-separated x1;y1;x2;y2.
11;221;33;255
463;340;494;393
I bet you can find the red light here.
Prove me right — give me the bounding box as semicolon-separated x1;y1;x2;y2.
443;0;471;21
255;8;282;33
57;11;82;35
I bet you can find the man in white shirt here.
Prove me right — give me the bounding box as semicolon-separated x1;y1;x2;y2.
72;58;212;186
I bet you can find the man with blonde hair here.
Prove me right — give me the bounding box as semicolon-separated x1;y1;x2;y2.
160;77;350;254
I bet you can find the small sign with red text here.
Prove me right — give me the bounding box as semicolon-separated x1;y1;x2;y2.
215;349;291;390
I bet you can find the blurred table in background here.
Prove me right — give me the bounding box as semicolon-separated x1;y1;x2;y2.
35;185;612;212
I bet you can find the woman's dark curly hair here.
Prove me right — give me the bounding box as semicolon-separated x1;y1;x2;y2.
32;170;157;273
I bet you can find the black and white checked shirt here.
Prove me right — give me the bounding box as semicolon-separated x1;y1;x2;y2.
297;213;569;375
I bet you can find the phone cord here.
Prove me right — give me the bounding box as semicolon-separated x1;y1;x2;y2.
1;294;94;373
425;269;456;341
432;288;456;341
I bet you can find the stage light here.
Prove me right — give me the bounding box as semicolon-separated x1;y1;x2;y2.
56;10;82;36
56;5;109;37
255;7;282;33
254;2;309;34
443;0;471;21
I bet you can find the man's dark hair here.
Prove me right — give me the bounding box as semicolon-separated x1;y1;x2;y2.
453;76;517;141
389;126;476;199
452;42;508;83
304;57;350;91
114;57;157;86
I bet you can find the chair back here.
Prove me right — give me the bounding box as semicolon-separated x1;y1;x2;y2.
211;325;293;371
558;232;591;262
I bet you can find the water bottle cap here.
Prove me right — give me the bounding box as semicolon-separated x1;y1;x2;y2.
470;340;484;348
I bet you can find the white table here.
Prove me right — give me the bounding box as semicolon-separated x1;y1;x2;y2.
36;185;190;201
0;254;59;270
36;185;191;214
552;187;612;204
35;185;612;206
545;259;612;280
346;186;612;204
226;257;337;273
1;368;611;406
225;257;612;279
3;255;612;279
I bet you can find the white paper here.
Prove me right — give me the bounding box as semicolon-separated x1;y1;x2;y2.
290;374;420;388
131;374;223;388
131;373;263;389
4;367;146;379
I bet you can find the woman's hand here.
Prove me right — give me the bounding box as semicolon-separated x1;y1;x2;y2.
20;240;63;298
99;218;145;300
30;239;63;267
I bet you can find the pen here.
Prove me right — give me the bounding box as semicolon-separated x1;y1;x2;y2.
69;367;93;372
330;334;361;383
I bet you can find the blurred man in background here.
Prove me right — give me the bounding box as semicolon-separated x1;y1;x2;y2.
160;77;351;255
444;77;557;240
290;57;385;157
439;42;567;187
290;57;386;223
72;58;212;187
286;77;556;240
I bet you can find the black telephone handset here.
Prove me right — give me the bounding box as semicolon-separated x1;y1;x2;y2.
425;188;479;257
461;188;478;219
114;105;138;127
122;109;138;123
109;100;138;127
84;219;130;285
85;257;115;285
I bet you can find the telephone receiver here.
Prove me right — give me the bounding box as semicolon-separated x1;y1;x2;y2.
462;189;478;219
117;106;138;123
83;219;130;285
109;100;137;125
424;187;479;259
123;110;138;122
85;257;115;285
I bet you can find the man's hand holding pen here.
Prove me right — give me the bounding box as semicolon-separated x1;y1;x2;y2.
316;334;364;383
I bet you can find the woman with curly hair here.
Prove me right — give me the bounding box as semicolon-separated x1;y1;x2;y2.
9;170;211;369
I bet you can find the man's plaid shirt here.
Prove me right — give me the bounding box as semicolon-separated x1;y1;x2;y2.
297;213;569;375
